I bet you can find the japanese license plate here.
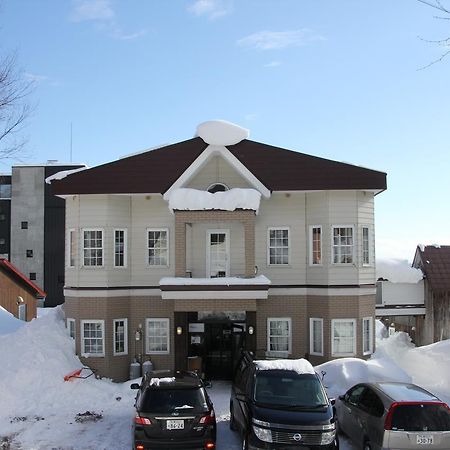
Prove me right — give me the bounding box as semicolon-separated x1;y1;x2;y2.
166;419;184;430
416;435;434;445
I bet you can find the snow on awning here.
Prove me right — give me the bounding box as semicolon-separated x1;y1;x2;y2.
168;188;261;213
160;275;271;286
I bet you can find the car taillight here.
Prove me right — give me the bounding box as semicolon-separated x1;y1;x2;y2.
205;442;215;449
200;410;215;425
135;445;144;450
135;414;152;425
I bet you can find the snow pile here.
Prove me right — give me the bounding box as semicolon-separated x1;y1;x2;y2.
44;166;87;184
376;258;422;283
160;275;270;286
255;358;315;375
196;120;249;146
0;306;25;336
149;377;175;386
168;187;261;213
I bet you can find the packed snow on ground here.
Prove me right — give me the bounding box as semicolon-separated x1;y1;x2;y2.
255;358;315;374
168;187;262;213
1;308;449;450
0;306;25;336
196;120;249;146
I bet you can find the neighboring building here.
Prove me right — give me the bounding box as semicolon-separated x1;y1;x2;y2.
50;120;387;381
10;163;85;307
412;245;450;344
0;257;46;321
0;174;11;259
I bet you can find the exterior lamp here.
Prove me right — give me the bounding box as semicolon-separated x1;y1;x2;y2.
176;326;183;335
248;326;254;335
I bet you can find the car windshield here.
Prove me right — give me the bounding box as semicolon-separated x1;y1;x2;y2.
391;404;450;432
254;372;328;408
141;387;209;414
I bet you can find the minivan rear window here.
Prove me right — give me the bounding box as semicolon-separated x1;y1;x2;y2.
391;403;450;432
141;388;209;414
254;372;327;408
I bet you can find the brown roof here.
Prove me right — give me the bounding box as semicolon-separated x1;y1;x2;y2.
413;245;450;292
51;137;387;195
0;258;46;298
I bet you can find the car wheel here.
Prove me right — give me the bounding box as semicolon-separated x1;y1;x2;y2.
363;441;372;450
229;404;237;431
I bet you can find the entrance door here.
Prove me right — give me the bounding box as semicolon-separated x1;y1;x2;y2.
207;230;229;278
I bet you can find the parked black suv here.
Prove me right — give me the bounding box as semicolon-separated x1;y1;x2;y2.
230;351;338;449
131;370;216;450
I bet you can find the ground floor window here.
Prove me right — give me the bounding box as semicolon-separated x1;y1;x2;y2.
332;319;356;356
67;318;75;340
81;320;105;357
146;318;170;354
267;317;291;354
113;318;128;355
363;317;374;355
309;318;323;356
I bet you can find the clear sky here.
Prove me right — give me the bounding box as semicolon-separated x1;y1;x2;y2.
1;0;449;262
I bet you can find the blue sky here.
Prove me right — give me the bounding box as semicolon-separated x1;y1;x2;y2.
1;0;449;261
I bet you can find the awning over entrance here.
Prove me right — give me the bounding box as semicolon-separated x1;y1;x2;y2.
159;275;271;300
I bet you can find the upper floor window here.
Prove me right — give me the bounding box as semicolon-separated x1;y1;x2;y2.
267;317;291;354
26;249;33;258
332;226;354;264
147;229;169;266
68;229;76;267
332;319;356;356
146;318;170;354
21;221;28;229
268;227;289;265
207;183;228;193
309;226;322;265
81;320;105;356
114;229;127;268
362;226;370;266
82;229;103;267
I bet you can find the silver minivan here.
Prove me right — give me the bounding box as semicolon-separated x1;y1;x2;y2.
336;382;450;450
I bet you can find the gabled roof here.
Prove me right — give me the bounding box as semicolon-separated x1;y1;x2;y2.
412;245;450;292
51;136;386;196
0;258;46;298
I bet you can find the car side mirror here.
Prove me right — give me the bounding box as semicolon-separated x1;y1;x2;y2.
130;383;140;390
329;398;336;406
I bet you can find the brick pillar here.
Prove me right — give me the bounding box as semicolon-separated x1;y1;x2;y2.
243;212;256;278
175;214;186;277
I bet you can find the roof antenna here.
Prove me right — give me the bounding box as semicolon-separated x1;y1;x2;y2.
70;122;73;163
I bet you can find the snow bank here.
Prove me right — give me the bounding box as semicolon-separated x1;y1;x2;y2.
376;258;422;283
196;120;249;146
168;187;261;213
44;166;87;184
255;358;315;375
160;275;270;286
0;306;25;336
149;377;175;386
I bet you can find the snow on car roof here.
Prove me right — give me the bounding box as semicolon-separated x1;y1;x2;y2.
254;358;315;375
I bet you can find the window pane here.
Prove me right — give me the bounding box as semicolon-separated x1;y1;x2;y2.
333;321;354;354
83;230;103;266
148;230;168;266
268;319;290;352
269;229;289;265
332;227;353;264
83;322;103;354
147;319;169;353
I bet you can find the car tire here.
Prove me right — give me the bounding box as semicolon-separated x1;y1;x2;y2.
229;403;237;431
363;441;372;450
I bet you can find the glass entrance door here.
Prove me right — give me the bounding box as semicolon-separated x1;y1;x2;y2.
207;230;229;278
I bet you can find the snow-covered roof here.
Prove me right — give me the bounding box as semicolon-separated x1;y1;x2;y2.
160;275;270;286
149;377;175;386
45;166;88;184
196;120;249;146
255;358;315;375
168;187;261;213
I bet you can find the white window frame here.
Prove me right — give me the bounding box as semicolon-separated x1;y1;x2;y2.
67;318;76;340
113;229;128;268
309;318;324;356
267;317;292;354
309;225;322;266
146;318;170;355
331;225;355;265
113;318;128;356
362;317;374;355
81;319;105;357
206;229;230;278
331;318;356;357
146;228;169;267
267;227;290;266
67;229;76;268
18;303;27;321
361;226;371;266
81;228;104;267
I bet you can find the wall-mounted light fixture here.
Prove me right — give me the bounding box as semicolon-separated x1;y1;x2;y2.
16;296;24;306
176;326;183;336
248;326;254;335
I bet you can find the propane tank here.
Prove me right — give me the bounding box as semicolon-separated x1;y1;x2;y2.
142;359;154;376
129;360;141;380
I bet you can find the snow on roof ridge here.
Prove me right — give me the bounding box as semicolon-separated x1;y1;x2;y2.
196;120;249;146
168;187;261;213
255;358;315;375
45;166;88;184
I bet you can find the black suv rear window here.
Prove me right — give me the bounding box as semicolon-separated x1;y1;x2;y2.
141;388;209;414
391;404;450;432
